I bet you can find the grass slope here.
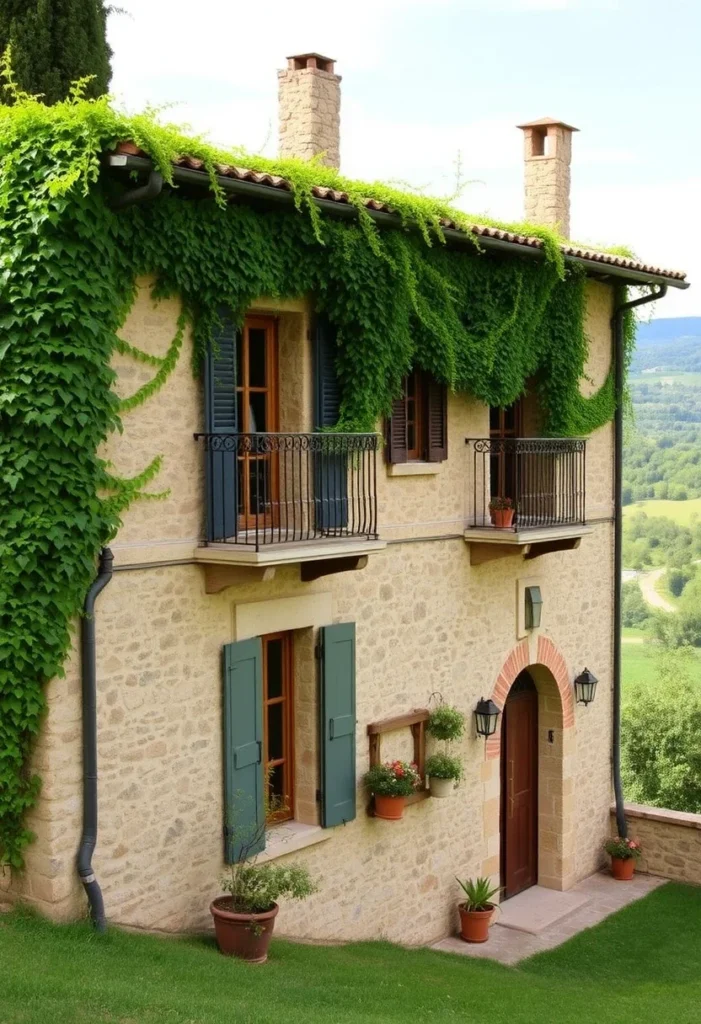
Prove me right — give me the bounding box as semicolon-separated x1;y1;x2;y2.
1;885;701;1023
623;497;701;526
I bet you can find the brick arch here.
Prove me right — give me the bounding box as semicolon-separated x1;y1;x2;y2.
485;635;575;760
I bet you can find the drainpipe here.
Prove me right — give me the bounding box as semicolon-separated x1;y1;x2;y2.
110;169;164;211
77;547;113;933
611;285;667;838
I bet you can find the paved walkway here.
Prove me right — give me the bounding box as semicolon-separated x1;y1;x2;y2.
432;870;666;965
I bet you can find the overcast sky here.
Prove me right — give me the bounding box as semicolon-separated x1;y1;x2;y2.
108;0;699;317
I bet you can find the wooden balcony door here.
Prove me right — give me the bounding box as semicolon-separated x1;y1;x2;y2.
501;672;538;899
237;316;279;530
489;399;522;504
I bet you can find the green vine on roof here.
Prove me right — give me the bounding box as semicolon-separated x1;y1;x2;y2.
0;62;638;868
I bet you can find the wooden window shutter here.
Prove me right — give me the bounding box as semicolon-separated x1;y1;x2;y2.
204;308;238;541
314;315;348;529
426;378;448;462
386;389;408;464
222;638;265;863
319;623;357;828
314;314;341;429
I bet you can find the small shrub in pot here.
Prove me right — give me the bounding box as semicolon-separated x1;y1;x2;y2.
425;752;463;798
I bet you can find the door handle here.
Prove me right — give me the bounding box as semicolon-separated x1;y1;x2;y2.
508;759;515;819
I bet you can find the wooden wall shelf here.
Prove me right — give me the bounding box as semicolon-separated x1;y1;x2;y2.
366;708;430;815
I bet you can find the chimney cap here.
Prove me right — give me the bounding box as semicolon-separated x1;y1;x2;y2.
286;52;336;73
516;116;579;133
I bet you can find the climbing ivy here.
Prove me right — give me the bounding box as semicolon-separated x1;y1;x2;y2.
0;68;640;868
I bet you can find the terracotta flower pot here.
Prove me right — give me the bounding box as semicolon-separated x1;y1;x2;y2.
210;897;279;963
429;777;455;799
115;140;142;156
374;794;406;820
610;856;636;881
459;903;495;943
493;508;514;528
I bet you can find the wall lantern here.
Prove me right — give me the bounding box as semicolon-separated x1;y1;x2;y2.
474;698;501;738
525;585;543;630
574;668;598;706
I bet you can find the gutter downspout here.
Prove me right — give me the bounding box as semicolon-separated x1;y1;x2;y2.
110;169;164;210
611;285;667;838
77;547;113;933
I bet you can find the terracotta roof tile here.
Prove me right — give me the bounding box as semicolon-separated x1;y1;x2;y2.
165;152;687;282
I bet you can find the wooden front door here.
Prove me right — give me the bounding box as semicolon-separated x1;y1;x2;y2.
501;671;538;899
237;316;279;529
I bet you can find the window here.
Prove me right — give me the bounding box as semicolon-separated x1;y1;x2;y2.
262;632;294;822
489;399;523;501
386;369;447;465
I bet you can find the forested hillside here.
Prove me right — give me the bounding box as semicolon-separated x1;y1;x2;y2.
624;318;701;503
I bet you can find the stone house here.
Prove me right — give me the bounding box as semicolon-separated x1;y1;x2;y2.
5;53;689;944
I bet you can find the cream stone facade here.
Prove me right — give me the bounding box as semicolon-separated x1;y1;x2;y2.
7;271;619;946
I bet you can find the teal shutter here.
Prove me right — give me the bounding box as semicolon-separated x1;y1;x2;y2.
319;623;357;827
223;638;265;863
204;308;238;542
314;316;348;532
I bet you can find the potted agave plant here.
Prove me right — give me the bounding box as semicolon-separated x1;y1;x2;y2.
604;836;642;881
364;760;421;820
457;876;502;943
489;496;515;528
425;752;463;798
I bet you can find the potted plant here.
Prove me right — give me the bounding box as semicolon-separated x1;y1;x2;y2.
604;836;642;881
425;752;463;798
364;760;421;820
427;704;465;742
456;876;502;943
210;790;317;963
489;496;515;528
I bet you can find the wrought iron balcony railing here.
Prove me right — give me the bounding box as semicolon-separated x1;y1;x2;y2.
465;437;587;531
194;432;380;550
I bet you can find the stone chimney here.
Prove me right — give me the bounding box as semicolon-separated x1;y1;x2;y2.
516;117;579;238
278;53;342;169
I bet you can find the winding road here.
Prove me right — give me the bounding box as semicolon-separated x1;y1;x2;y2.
638;567;676;614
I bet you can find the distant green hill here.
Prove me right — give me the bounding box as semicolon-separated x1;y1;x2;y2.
632;318;701;374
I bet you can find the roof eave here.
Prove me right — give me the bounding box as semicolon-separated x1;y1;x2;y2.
105;154;690;291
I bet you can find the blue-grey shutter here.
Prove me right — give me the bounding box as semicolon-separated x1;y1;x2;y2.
223;638;265;863
314;316;348;531
204;308;238;542
319;623;356;828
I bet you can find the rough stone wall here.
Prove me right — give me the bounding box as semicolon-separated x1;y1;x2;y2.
278;66;341;168
612;805;701;886
8;277;616;943
522;125;573;237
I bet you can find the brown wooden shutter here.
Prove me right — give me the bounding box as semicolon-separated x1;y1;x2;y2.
426;378;448;462
386;386;408;464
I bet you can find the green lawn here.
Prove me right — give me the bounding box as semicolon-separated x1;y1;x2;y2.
622;639;658;689
623;497;701;526
2;885;701;1023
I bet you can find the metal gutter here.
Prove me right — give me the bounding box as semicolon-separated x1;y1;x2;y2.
105;154;689;290
611;285;668;839
77;547;113;933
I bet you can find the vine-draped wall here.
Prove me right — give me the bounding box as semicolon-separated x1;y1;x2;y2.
0;75;635;867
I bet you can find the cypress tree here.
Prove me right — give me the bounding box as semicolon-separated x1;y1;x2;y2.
0;0;112;104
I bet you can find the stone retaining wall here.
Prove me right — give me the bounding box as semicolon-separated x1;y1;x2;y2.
613;803;701;886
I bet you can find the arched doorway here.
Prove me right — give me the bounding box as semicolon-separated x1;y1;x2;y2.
500;670;538;898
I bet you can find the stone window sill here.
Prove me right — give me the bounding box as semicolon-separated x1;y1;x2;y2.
256;821;332;863
387;461;442;478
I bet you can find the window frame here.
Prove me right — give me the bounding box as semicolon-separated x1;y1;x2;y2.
261;631;295;824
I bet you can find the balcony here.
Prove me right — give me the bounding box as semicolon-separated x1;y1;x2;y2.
464;437;592;564
193;432;385;587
